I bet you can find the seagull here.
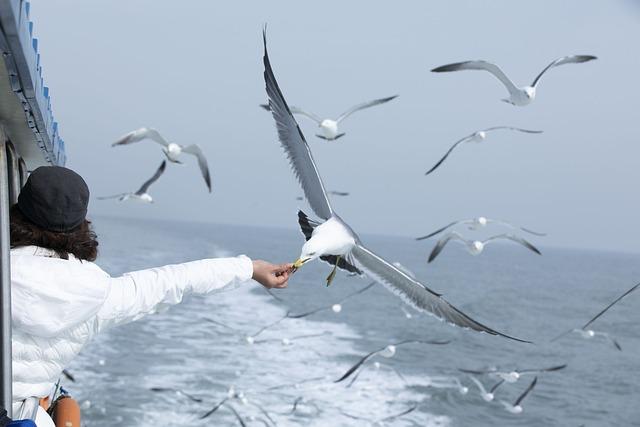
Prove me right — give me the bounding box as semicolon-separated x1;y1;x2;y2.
340;404;418;426
335;339;451;383
424;127;543;175
469;377;505;402
551;282;640;350
297;190;349;200
459;364;566;383
499;377;537;414
112;127;212;192
431;55;597;106
427;231;541;263
261;94;398;141
263;30;527;342
417;217;546;240
97;160;166;203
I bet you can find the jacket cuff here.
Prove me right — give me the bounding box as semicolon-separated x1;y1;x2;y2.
236;255;254;282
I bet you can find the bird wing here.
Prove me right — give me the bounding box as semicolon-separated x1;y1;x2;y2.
518;364;567;374
582;282;640;330
263;31;333;220
112;127;170;147
428;232;466;263
328;190;350;196
379;404;418;423
350;243;529;342
289;106;323;124
335;95;398;123
334;348;380;383
431;60;519;96
514;376;537;406
469;376;488;394
425;134;474;176
484;234;541;255
458;368;492;375
200;397;230;419
182;144;212;192
96;193;129;200
482;126;544;134
490;379;505;394
530;55;597;88
416;220;462;240
136;160;167;195
486;219;547;237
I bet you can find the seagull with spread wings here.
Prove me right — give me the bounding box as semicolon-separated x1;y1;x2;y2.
97;160;166;203
427;231;541;263
425;127;543;175
416;216;545;240
431;55;597;106
112;127;212;192
499;377;538;414
459;364;566;384
261;94;397;141
263;30;528;342
551;282;640;350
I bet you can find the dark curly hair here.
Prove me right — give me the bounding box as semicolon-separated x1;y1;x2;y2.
10;204;98;261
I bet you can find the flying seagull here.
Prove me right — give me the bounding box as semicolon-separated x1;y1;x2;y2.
417;216;546;240
500;377;538;414
431;55;597;106
459;364;566;383
150;387;203;403
469;377;505;402
340;404;418;425
428;231;541;263
551;282;640;350
112;127;212;192
335;339;451;383
261;94;398;141
425;127;543;175
263;30;528;342
97;160;166;203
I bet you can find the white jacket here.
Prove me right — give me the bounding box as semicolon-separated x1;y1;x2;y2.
10;245;253;418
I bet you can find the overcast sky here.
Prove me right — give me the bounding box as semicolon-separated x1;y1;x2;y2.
29;1;640;253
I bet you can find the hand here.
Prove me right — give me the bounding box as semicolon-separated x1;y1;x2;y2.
252;260;292;289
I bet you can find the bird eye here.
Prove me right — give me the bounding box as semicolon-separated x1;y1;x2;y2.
308;252;316;256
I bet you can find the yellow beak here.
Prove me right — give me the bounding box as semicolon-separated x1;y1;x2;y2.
292;258;309;270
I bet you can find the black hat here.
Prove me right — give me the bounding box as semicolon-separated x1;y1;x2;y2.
17;166;90;232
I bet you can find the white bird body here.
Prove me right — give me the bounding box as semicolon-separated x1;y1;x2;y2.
300;217;356;262
470;131;487;142
493;371;520;383
427;231;541;263
501;401;524;414
98;161;166;204
470;377;494;402
379;345;396;358
164;142;183;162
319;119;339;140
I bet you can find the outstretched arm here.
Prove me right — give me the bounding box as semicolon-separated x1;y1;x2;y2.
96;257;291;329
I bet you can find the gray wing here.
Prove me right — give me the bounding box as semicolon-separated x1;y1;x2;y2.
416;220;463;240
379;405;418;423
514;377;537;406
182;144;212;192
335;95;398;123
263;31;333;220
289;106;323;124
531;55;597;88
136;160;166;195
432;60;519;96
490;379;505;394
484;234;541;255
482;126;544;134
486;219;547;236
425;134;474;176
112;127;170;147
518;364;567;374
351;244;529;342
428;231;466;263
96;193;129;200
582;282;640;330
328;190;350;196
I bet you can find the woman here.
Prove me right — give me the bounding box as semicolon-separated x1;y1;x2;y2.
9;166;292;426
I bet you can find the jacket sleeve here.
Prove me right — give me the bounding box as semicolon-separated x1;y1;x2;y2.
95;255;253;329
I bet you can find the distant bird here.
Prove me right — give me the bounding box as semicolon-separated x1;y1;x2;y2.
469;377;504;402
263;30;527;342
150;387;203;403
297;190;349;200
431;55;597;106
340;404;418;425
261;95;398;141
335;339;451;383
424;127;543;175
112;127;211;192
552;282;640;350
417;216;545;241
459;364;566;384
499;377;538;414
97;160;166;203
428;231;541;263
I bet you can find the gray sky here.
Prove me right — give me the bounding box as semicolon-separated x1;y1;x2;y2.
29;1;640;253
